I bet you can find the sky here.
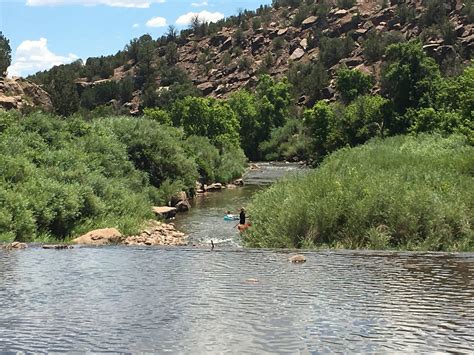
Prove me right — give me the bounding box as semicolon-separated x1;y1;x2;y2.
0;0;271;77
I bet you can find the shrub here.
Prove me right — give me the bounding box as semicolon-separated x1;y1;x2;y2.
246;134;474;251
335;67;374;103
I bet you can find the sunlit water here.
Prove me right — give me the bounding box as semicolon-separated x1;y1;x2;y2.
1;163;473;352
174;162;306;247
0;248;472;352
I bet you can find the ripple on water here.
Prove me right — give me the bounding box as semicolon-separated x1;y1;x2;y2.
0;247;473;353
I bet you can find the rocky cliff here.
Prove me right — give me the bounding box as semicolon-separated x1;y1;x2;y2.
0;76;53;112
30;0;474;112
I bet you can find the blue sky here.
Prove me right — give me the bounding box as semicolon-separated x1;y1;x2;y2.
1;0;271;77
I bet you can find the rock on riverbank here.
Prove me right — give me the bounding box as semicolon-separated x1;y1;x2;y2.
71;222;188;247
123;221;188;246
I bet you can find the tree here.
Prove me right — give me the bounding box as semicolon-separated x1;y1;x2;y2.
335;67;374;103
171;97;240;149
228;90;260;159
303;100;334;159
47;68;80;116
381;40;441;116
0;32;11;76
166;25;178;42
165;42;179;65
288;61;328;104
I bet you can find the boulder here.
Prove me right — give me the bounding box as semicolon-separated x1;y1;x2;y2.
206;183;223;191
289;48;305;61
221;37;233;51
334;9;348;18
123;221;188;247
251;35;265;53
153;206;177;219
289;254;306;263
176;200;191;212
210;33;229;47
170;191;188;207
233;178;244;186
3;242;28;250
300;38;308;49
72;228;123;245
197;82;215;95
302;16;318;29
339;56;364;67
277;28;288;36
42;244;73;249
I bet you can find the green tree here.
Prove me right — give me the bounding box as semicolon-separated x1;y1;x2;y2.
171;96;240;149
381;40;441;116
0;32;11;75
228;90;260;159
335;67;374;103
303;100;334;159
47;68;80;116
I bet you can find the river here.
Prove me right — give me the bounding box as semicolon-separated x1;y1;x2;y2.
0;163;473;353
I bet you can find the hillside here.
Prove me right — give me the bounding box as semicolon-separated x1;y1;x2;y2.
25;0;473;115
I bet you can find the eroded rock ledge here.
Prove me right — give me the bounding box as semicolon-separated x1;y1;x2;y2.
71;221;188;247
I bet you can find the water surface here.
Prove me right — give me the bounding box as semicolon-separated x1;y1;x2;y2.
0;247;472;352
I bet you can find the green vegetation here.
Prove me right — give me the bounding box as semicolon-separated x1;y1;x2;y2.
0;32;11;75
246;135;473;251
0;111;246;243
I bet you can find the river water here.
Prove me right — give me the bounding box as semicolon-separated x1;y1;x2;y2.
0;163;473;353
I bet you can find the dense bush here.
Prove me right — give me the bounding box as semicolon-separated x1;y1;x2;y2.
335;67;374;103
246;135;473;251
0;111;247;243
0;111;154;242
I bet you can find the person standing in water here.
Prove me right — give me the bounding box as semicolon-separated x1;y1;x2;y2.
239;208;246;225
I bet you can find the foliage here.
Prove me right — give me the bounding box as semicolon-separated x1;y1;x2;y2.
362;30;404;63
319;36;354;68
171;96;240;149
246;135;473;251
337;0;356;9
0;32;11;75
288;60;328;103
0;111;153;241
229;76;292;160
259;118;310;161
382;40;441;115
335;67;374;103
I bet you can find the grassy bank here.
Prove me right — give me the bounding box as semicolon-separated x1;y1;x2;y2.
245;135;473;251
0;111;246;242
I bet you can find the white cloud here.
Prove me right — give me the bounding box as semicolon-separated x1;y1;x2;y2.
132;23;140;28
191;1;208;6
26;0;165;8
7;38;79;77
176;10;224;25
146;16;167;27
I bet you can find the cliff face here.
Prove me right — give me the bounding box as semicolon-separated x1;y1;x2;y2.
172;0;472;99
31;0;474;112
0;76;53;112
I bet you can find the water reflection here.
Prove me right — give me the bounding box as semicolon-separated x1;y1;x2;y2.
0;248;472;352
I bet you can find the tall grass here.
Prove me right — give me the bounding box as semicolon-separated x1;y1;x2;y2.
245;135;473;251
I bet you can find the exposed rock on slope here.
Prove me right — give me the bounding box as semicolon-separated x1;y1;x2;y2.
0;76;53;111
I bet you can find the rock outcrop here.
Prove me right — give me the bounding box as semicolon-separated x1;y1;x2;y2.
2;242;28;250
0;76;52;112
72;228;123;246
152;206;177;219
289;254;306;263
22;0;473;111
123;221;188;246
